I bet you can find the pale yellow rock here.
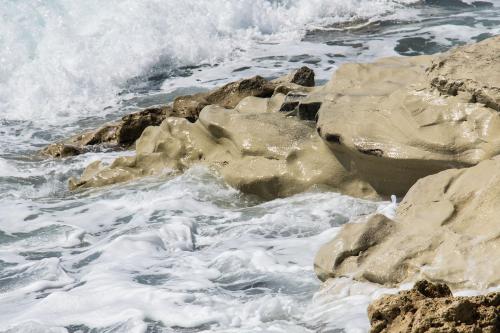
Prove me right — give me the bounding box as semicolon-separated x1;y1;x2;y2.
71;105;378;200
316;36;500;196
233;93;285;114
428;35;500;111
314;156;500;289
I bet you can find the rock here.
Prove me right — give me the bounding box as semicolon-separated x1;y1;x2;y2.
314;156;500;289
172;93;209;122
427;34;500;111
272;66;315;87
70;105;378;200
172;76;275;121
172;67;316;120
279;91;308;114
42;105;172;158
368;280;500;333
278;89;322;121
273;82;314;96
234;94;285;114
205;75;275;108
41;143;84;158
117;106;171;145
316;36;500;197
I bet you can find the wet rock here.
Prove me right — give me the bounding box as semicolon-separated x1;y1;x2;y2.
315;156;500;289
70;105;377;200
42;105;172;158
173;67;316;120
172;76;275;120
427;35;500;111
206;75;275;107
316;36;500;197
172;93;209;122
234;94;285;114
272;66;315;87
117;106;172;145
41;143;84;158
368;280;500;333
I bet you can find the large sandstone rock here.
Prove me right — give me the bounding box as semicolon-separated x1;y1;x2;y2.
316;36;500;196
368;280;500;333
41;106;172;158
69;105;377;200
315;156;500;289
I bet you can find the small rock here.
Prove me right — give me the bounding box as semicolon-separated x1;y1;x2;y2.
41;143;83;158
118;106;172;144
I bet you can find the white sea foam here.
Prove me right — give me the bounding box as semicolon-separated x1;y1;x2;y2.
0;0;420;125
1;2;499;332
0;166;395;332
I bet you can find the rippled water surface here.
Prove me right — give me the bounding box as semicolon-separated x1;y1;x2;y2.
1;0;499;332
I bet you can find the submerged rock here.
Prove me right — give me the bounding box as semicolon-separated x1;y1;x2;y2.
368;280;500;333
41;105;172;158
316;36;500;196
315;156;500;289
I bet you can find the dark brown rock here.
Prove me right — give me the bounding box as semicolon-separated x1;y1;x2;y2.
272;66;315;87
206;75;275;108
117;106;172;145
172;76;274;121
172;93;209;122
41;105;172;158
368;280;500;333
287;66;315;87
173;67;316;121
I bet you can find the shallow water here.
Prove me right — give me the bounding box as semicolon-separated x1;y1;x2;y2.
1;0;499;332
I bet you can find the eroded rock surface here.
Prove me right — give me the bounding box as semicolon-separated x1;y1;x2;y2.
70;105;377;200
368;280;500;333
173;66;315;121
315;156;500;289
316;36;500;196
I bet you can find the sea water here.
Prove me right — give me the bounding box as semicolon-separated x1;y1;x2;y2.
1;1;499;332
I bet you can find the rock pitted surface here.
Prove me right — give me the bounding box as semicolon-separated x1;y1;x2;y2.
41;106;172;158
69;104;377;200
316;36;500;196
368;280;500;333
315;156;500;289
